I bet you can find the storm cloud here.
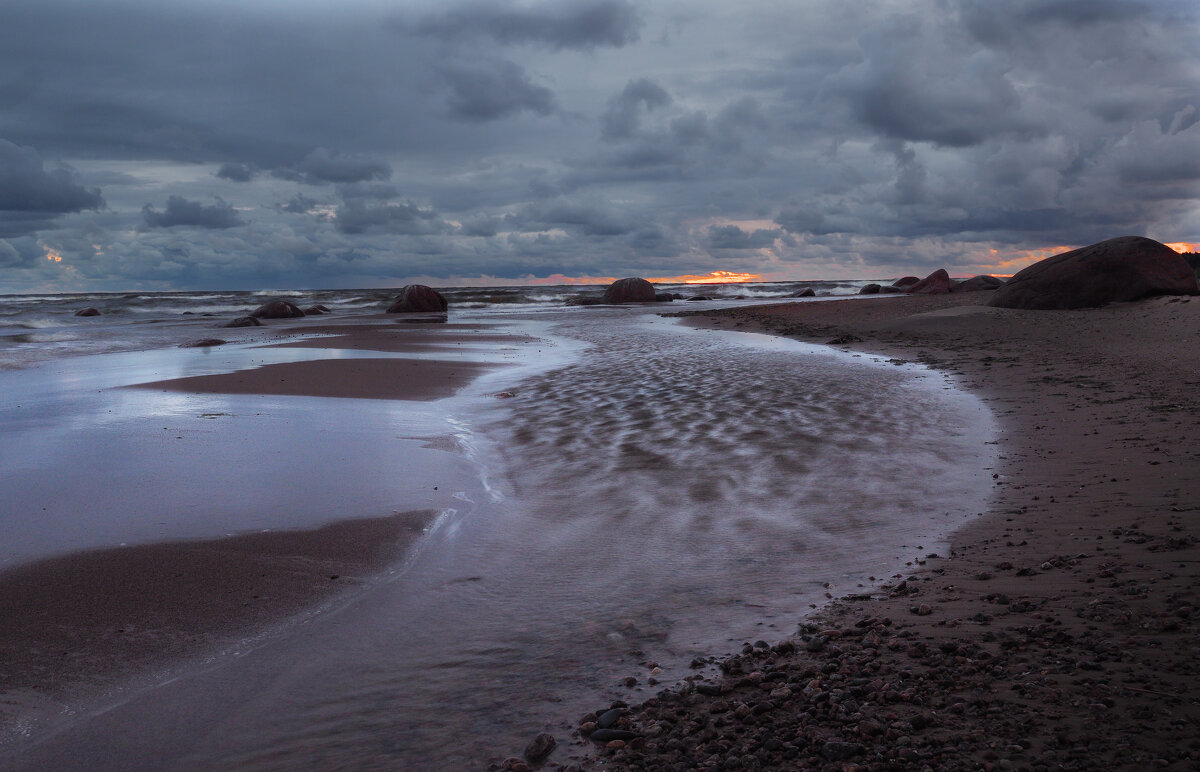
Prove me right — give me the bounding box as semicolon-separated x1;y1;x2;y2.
0;0;1195;291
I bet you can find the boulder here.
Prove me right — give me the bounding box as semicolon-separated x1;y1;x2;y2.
988;236;1200;309
602;277;657;304
387;284;448;313
859;284;882;295
304;304;331;314
653;292;675;302
788;287;817;298
74;307;101;317
223;315;262;328
250;299;306;319
951;274;1006;293
906;269;958;295
891;276;920;289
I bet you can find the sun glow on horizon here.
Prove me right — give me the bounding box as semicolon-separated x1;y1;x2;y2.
649;270;762;284
1166;242;1199;253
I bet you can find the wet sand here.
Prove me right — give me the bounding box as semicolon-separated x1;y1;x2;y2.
0;510;434;703
560;294;1200;770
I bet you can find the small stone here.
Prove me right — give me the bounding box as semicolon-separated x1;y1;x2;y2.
596;708;623;729
821;741;866;760
523;732;556;763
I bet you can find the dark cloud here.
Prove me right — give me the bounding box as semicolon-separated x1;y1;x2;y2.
509;197;640;237
142;196;245;229
334;199;447;235
438;60;558;122
281;193;322;214
0;139;104;214
601;78;672;140
217;162;256;182
707;225;781;250
273;148;392;185
403;0;642;50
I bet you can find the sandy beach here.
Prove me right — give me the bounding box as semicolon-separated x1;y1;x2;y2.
552;293;1200;770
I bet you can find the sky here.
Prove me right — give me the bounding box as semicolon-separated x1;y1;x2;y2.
0;0;1197;292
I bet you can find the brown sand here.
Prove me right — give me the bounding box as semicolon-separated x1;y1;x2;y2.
259;324;538;354
0;510;434;703
566;294;1200;770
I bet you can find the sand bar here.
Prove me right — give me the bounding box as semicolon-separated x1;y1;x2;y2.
0;511;434;704
568;294;1200;770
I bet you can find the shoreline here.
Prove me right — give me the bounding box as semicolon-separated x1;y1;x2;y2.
562;294;1200;770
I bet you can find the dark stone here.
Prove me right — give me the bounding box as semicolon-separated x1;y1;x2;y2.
250;299;306;319
788;287;817;298
523;732;556;763
602;277;657;304
988;236;1199;309
859;283;882;295
588;729;640;742
686;295;714;301
387;284;448;313
891;276;920;288
304;304;331;314
74;307;101;317
597;708;624;729
564;295;604;306
223;316;262;328
907;269;958;294
951;274;1005;292
654;292;676;302
821;741;865;760
179;338;227;348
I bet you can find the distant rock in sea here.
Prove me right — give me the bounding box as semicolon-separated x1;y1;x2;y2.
602;277;657;304
952;275;1006;293
74;307;101;317
387;285;448;313
989;236;1200;309
305;304;331;315
907;269;957;294
859;284;881;295
250;299;306;319
789;288;817;298
223;315;262;327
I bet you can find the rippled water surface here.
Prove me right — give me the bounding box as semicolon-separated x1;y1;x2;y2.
1;304;996;770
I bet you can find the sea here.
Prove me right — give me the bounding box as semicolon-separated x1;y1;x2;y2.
0;280;998;769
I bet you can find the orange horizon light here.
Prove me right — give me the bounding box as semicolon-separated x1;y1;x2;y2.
1166;242;1199;254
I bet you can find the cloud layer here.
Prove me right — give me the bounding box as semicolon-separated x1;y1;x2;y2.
0;0;1196;290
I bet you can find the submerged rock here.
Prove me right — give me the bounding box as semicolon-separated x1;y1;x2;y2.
789;287;817;298
74;307;101;317
304;304;331;314
523;732;556;763
989;236;1199;309
250;299;305;319
387;284;448;313
602;277;657;304
179;338;227;348
859;284;882;295
223;315;262;328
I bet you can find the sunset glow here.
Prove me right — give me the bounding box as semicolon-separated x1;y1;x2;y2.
1166;242;1199;253
649;271;762;284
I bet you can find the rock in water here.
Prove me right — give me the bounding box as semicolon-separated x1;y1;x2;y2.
74;307;101;317
988;236;1200;309
523;732;556;763
179;338;227;348
788;287;817;297
386;284;448;313
223;316;262;328
859;284;882;295
602;277;657;304
907;269;958;294
250;299;305;319
952;274;1006;292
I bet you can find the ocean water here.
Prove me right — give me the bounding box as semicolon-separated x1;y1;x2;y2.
0;283;996;769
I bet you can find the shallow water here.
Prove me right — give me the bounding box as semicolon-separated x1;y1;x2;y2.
0;304;996;770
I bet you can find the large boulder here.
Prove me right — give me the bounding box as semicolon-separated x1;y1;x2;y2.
989;236;1200;310
250;299;306;319
891;276;920;289
906;269;958;295
951;274;1006;293
387;285;447;313
602;277;657;304
859;284;881;295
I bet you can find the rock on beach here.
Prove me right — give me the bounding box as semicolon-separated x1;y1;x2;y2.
387;284;448;313
989;235;1199;309
906;269;957;294
602;277;657;304
250;299;306;319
